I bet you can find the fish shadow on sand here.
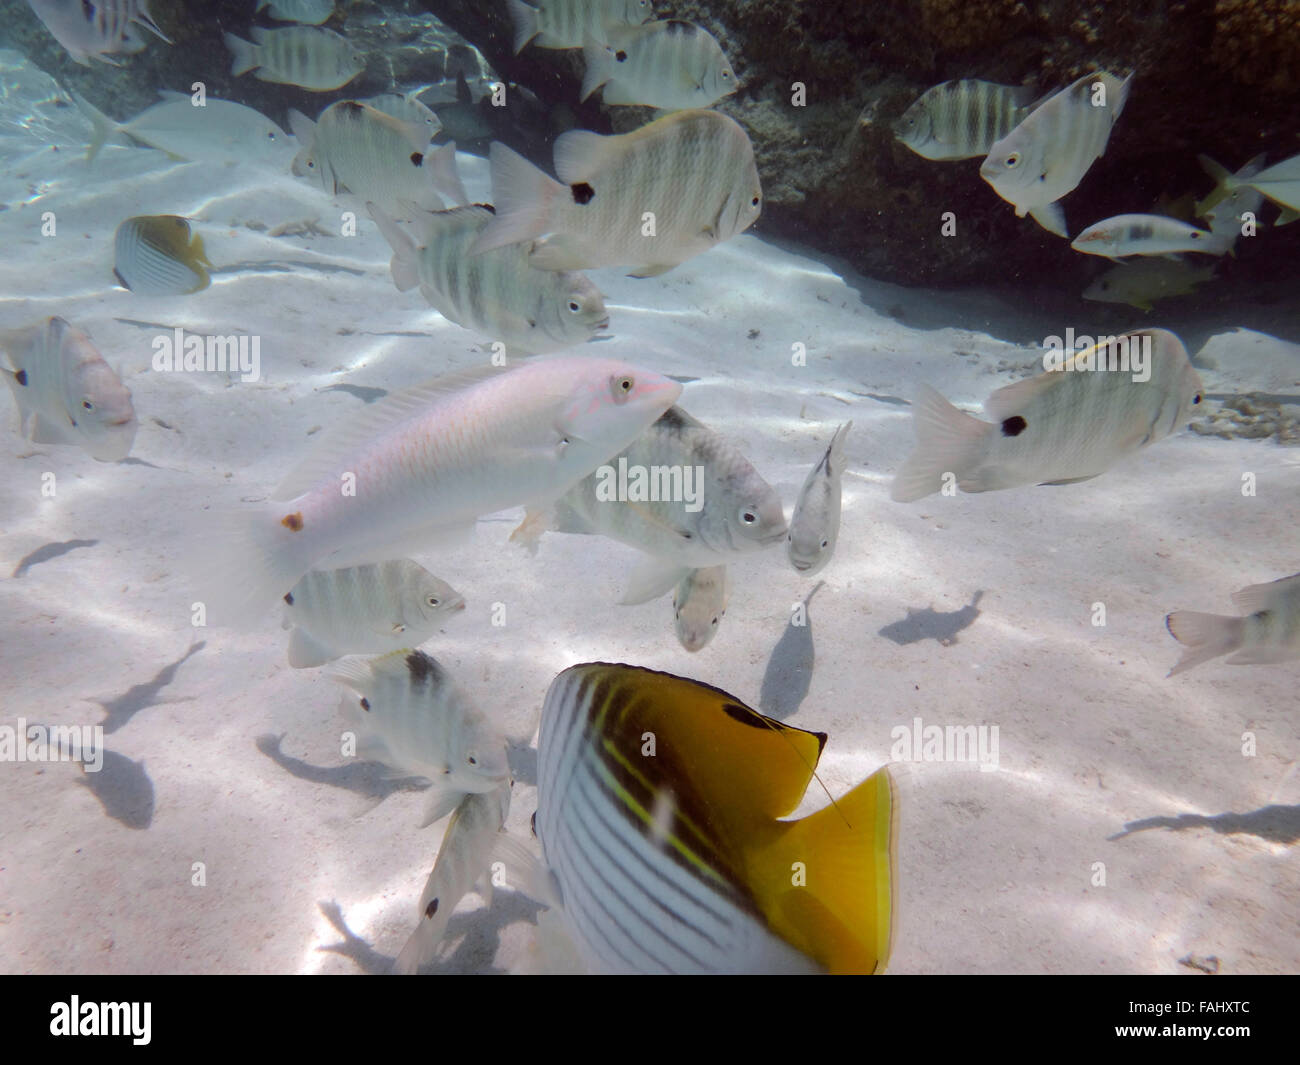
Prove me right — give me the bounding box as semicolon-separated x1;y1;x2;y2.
255;732;429;802
879;590;984;647
11;538;98;578
322;383;388;404
77;749;154;830
759;582;822;721
87;641;205;734
316;892;542;975
1108;804;1300;846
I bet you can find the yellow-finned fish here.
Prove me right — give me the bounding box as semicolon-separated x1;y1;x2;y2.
113;215;211;296
1082;259;1216;312
508;0;652;52
891;328;1204;501
894;78;1033;161
581;20;737;111
980;69;1133;238
530;663;897;974
223;25;363;91
1166;572;1300;676
473;109;761;277
672;565;729;652
0;316;136;462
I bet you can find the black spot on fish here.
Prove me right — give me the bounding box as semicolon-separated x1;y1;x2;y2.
341;101;365;115
14;369;26;386
425;898;439;919
281;512;304;531
720;702;772;729
283;591;294;605
360;697;370;712
1001;415;1028;436
410;152;423;167
476;202;496;213
405;650;445;685
571;182;595;205
81;0;94;18
1132;224;1154;241
615;50;628;62
1193;393;1202;405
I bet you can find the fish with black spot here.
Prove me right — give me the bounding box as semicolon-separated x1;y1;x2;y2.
581;20;737;111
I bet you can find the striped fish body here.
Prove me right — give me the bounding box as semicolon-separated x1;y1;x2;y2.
0;316;136;462
26;0;168;66
393;782;511;974
787;421;851;576
672;565;729;652
892;329;1204;501
1167;574;1300;675
509;0;652;52
290;101;466;219
894;79;1031;161
370;205;609;355
476;109;761;276
224;25;363;91
199;358;681;623
359;92;443;138
256;0;334;25
282;559;465;668
581;20;737;111
113;214;210;295
331;650;509;791
531;405;786;568
1071;213;1221;259
535;663;896;974
980;70;1132;222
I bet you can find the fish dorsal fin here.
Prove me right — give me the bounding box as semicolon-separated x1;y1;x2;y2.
744;766;896;974
416;204;494;246
826;420;853;470
553;129;613;185
271;363;515;500
287;108;316;147
1231;574;1300;614
571;664;825;823
982;369;1059;421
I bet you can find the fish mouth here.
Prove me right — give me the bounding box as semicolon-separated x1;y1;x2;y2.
591;317;611;332
790;558;812;571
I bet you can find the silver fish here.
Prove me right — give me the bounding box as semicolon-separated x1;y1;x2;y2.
1242;152;1300;214
359;90;443;139
25;0;170;67
672;565;729;652
1082;259;1216;312
331;650;509;827
473;109;762;277
787;421;851;576
370;204;609;355
282;559;465;668
224;25;364;91
581;20;737;111
1166;573;1300;676
894;79;1032;161
1195;154;1267;252
891;328;1204;501
508;0;653;52
0;317;136;462
1071;213;1224;259
255;0;334;25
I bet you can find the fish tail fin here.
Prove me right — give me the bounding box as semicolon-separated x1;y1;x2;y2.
752;766;896;974
424;141;468;207
1028;201;1068;238
193;504;311;628
507;0;539;53
70;90;120;164
132;0;172;44
891;384;990;502
580;35;612;102
470;142;563;255
367;203;421;291
1165;611;1245;676
224;32;258;76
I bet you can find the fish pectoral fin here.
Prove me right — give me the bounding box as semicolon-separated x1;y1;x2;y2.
287;627;338;668
419;785;464;829
620;558;692;605
489;832;561;909
29;412;76;445
509;507;552;556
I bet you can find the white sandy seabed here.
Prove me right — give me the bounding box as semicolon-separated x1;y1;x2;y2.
0;56;1297;975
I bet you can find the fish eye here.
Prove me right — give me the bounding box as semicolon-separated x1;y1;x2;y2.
821;539;829;548
721;69;732;80
426;596;440;607
81;399;93;410
1005;153;1020;167
567;300;581;312
467;754;478;767
268;131;277;140
711;616;719;626
751;195;760;207
610;375;634;402
739;508;757;525
1193;393;1202;405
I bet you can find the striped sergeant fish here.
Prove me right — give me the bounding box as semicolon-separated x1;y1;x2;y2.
25;0;170;67
893;79;1033;161
224;25;364;91
509;0;652;52
581;20;737;111
289;101;466;220
1166;572;1300;676
1070;213;1224;259
113;215;211;295
474;109;762;277
281;559;465;668
980;69;1133;238
369;204;609;355
533;663;897;974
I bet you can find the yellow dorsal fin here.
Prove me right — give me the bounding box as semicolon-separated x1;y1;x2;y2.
743;766;897;974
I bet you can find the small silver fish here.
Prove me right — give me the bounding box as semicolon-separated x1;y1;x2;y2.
224;25;363;91
1167;573;1300;676
0;317;137;462
255;0;334;25
787;421;851;576
581;20;737;111
1071;213;1223;259
359;90;443;138
672;565;729;652
370;204;609;355
509;0;653;52
331;650;510;827
282;559;465;668
1241;152;1300;214
25;0;170;67
894;79;1032;161
113;215;211;296
1082;259;1216;312
392;781;511;974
